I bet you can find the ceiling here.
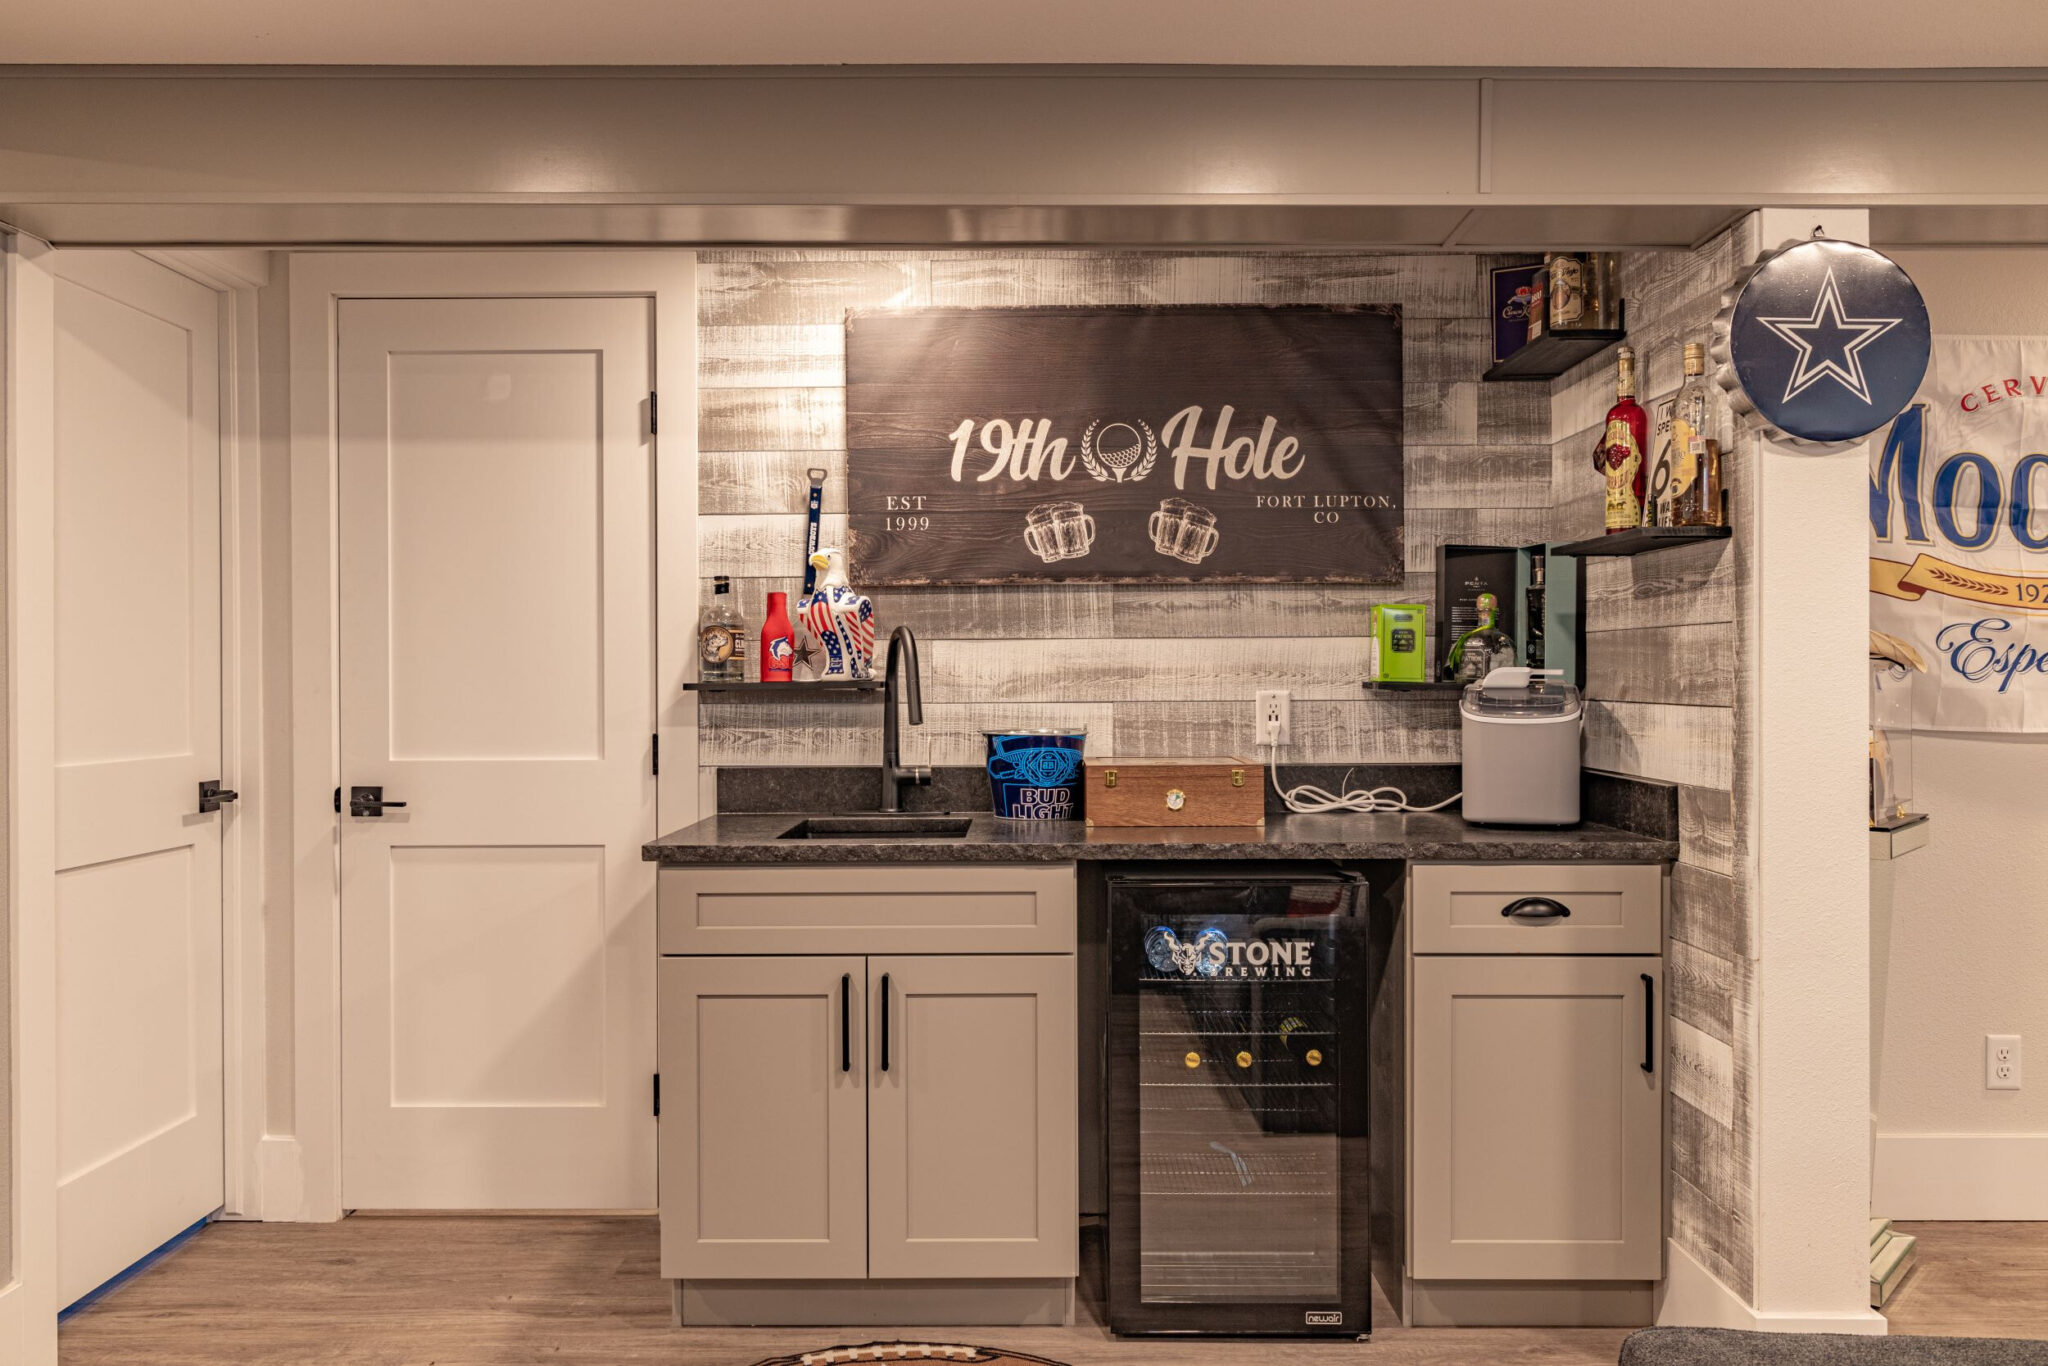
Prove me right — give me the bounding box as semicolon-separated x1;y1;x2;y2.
4;0;2045;68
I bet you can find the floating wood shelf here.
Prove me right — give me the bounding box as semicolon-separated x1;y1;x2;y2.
684;680;882;696
1483;302;1629;382
1360;680;1467;692
1550;525;1732;558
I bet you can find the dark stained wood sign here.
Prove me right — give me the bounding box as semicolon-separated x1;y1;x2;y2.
845;306;1404;585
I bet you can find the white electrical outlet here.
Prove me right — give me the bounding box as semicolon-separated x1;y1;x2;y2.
1255;690;1292;747
1988;1034;2022;1090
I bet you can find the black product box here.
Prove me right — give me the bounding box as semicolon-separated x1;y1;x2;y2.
1435;543;1522;679
1489;261;1545;364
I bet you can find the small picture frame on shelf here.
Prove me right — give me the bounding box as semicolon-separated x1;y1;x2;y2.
1490;262;1545;365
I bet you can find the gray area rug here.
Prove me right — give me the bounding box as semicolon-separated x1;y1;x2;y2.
1623;1329;2048;1365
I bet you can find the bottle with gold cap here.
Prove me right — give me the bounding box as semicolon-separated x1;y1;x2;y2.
1668;341;1725;528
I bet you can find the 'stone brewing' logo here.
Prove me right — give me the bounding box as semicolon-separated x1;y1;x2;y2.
1144;926;1319;980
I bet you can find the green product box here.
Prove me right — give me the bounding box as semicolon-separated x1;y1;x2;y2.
1371;603;1429;683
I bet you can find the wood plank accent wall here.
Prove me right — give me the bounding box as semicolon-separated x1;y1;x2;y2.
697;240;1762;1307
1551;224;1759;1302
694;249;1542;769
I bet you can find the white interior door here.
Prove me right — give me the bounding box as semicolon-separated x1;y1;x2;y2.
52;251;224;1305
338;296;657;1209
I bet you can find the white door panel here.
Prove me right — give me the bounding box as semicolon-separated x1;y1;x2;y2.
52;251;224;1306
338;296;656;1209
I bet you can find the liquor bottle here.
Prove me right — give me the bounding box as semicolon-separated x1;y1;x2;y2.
1666;341;1711;528
1594;346;1649;534
760;591;795;682
1678;438;1727;528
1524;556;1547;670
697;575;748;682
1548;253;1590;332
1447;592;1515;684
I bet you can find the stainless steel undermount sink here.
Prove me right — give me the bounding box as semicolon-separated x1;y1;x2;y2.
777;815;975;840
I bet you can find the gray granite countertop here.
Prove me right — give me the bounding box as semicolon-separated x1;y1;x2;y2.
642;811;1676;866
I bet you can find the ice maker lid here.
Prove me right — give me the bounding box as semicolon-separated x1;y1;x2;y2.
1461;666;1582;719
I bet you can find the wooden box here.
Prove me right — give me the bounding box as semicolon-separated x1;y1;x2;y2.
1083;756;1265;828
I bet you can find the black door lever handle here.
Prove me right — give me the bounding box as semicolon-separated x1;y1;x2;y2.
348;786;409;817
199;781;239;814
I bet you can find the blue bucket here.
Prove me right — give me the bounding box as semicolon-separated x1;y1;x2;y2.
984;729;1088;822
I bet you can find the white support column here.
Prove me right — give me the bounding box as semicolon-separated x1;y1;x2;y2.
1748;206;1885;1333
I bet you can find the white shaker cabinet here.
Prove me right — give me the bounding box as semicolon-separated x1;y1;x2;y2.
656;863;1079;1310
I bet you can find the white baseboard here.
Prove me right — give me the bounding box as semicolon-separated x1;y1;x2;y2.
256;1135;310;1221
1875;1132;2048;1219
1656;1241;1887;1335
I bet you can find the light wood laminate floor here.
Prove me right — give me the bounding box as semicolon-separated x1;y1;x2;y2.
54;1216;2041;1365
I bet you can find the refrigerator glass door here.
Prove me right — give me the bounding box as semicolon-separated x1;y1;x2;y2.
1108;875;1368;1336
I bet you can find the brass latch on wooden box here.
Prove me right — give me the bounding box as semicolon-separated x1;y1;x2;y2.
1103;769;1118;788
1231;768;1245;787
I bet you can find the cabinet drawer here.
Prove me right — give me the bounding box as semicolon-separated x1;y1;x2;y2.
659;863;1077;955
1409;863;1662;954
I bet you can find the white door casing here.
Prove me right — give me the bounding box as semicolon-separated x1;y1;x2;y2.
337;296;657;1209
51;250;225;1305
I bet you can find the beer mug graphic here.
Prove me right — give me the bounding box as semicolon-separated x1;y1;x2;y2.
1149;497;1220;564
1022;501;1096;563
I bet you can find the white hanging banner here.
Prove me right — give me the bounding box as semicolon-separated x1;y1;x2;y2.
1870;337;2048;731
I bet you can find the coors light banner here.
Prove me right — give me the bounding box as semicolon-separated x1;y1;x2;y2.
844;306;1405;585
1871;338;2048;731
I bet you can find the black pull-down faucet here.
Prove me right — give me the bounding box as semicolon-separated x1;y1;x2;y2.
879;625;931;812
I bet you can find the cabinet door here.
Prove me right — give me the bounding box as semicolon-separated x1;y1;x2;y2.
659;956;866;1279
1411;955;1662;1281
868;955;1078;1280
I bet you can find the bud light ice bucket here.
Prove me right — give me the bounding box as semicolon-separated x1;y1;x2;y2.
983;729;1088;822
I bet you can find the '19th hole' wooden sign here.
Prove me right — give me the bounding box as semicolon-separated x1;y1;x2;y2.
845;306;1404;585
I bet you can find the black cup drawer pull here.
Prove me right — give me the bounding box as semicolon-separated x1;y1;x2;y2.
1501;896;1571;920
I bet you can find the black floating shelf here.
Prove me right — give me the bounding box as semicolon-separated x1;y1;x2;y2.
1361;679;1467;692
1484;329;1628;382
684;680;882;696
1551;525;1732;558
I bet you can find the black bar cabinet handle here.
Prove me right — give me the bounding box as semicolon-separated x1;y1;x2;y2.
1642;973;1656;1075
840;974;851;1074
880;973;891;1073
1502;896;1570;920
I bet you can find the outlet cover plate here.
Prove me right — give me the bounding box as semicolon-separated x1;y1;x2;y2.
1988;1034;2022;1090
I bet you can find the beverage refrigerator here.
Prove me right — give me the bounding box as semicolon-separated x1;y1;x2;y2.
1105;871;1370;1337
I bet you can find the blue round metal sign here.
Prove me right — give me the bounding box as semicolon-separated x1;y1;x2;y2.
1717;237;1931;448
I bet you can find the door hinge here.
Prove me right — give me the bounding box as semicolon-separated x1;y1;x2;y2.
653;1073;661;1117
333;785;341;815
649;391;658;435
652;733;659;776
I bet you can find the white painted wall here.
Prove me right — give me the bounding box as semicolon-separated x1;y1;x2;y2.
1871;248;2048;1219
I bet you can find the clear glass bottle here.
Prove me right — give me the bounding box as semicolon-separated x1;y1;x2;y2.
697;575;748;682
1447;591;1515;683
1666;341;1712;528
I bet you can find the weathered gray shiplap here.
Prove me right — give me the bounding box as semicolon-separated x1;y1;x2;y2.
698;255;930;326
696;700;1115;767
1678;785;1737;877
925;637;1372;703
1670;845;1745;964
1108;699;1462;763
1668;938;1736;1045
701;451;848;516
1584;623;1736;707
699;324;847;389
1582;699;1733;790
1583;538;1737;632
1108;578;1437;639
1669;1015;1737;1127
699;386;844;451
1404;444;1550;510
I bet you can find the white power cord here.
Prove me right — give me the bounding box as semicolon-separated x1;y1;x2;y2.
1261;743;1462;815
